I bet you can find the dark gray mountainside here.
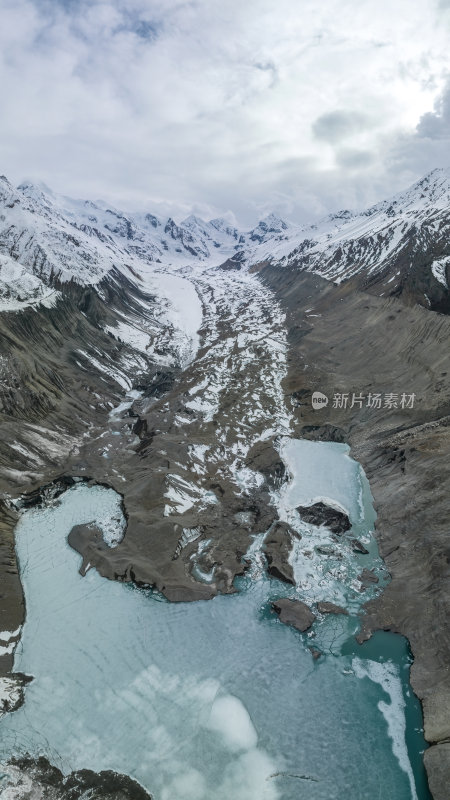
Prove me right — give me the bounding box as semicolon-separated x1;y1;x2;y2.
0;170;449;798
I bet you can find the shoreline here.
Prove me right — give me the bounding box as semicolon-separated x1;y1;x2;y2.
2;468;430;799
0;421;432;798
260;265;450;799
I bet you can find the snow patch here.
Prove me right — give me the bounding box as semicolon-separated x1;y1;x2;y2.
431;257;449;288
0;253;60;312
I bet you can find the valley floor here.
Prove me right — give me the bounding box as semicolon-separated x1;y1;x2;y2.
0;259;448;798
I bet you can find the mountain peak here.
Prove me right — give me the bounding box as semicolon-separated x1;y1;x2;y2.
262;212;288;228
18;179;53;197
182;214;206;227
0;175;20;205
389;168;450;212
255;213;289;233
249;213;289;242
413;166;450;197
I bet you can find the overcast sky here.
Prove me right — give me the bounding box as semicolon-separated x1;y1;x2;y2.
1;0;449;225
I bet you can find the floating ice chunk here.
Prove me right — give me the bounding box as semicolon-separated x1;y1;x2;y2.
0;643;15;657
206;695;258;752
0;677;22;717
0;627;21;642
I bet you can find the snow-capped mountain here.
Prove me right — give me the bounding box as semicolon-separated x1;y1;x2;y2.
0;168;449;313
257;168;450;313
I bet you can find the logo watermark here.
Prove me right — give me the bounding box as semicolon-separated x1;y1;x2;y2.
311;391;416;410
311;391;329;410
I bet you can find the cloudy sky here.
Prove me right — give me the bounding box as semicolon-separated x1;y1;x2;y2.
1;0;449;224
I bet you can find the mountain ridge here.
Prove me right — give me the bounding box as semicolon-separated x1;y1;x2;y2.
0;168;449;314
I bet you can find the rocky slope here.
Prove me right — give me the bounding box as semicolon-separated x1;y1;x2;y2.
1;756;153;799
0;170;449;797
250;169;450;315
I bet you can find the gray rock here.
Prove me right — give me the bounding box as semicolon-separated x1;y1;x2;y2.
263;521;298;585
315;544;341;557
5;756;153;800
424;743;450;800
316;601;348;616
351;538;369;554
358;569;379;586
296;502;351;534
245;440;286;489
272;598;316;632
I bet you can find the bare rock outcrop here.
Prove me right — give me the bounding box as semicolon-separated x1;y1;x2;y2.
272;598;316;632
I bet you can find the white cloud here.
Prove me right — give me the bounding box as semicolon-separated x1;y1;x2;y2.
0;0;449;224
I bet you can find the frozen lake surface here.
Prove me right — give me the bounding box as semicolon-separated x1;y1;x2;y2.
0;442;430;799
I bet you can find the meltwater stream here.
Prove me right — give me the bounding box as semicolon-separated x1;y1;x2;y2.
0;442;430;800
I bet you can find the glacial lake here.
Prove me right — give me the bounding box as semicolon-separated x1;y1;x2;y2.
0;441;431;799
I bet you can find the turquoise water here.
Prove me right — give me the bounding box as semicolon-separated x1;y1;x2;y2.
0;443;431;799
278;439;388;611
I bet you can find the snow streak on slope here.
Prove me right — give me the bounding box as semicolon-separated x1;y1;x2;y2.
0;254;60;312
